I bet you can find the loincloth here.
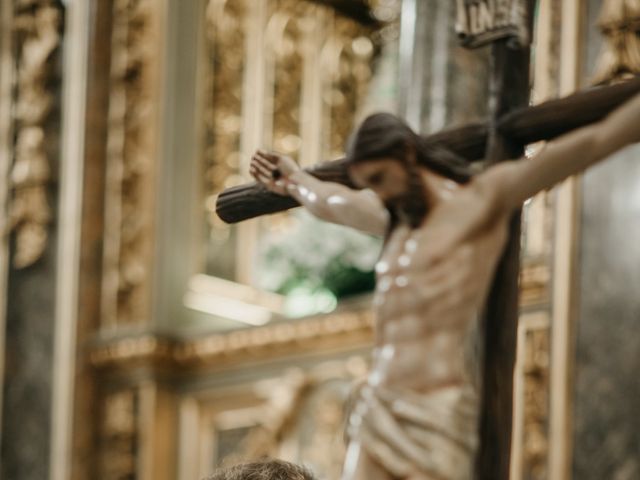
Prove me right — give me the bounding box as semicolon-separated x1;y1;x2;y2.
346;382;480;479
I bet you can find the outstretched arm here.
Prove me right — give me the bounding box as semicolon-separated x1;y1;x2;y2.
250;151;388;236
480;91;640;212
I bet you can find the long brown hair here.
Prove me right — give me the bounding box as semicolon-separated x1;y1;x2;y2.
346;113;474;183
346;113;474;234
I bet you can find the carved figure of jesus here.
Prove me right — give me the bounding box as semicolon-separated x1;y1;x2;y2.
250;93;640;480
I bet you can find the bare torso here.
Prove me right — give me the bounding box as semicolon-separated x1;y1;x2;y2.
372;205;508;392
249;91;640;480
345;181;509;480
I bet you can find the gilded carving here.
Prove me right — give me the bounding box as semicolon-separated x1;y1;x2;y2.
203;0;246;192
201;0;378;280
99;389;138;480
90;256;549;372
519;263;550;305
202;0;247;264
321;15;375;159
213;361;368;477
102;0;159;326
8;0;63;268
269;0;306;161
521;327;550;479
90;309;373;370
511;3;559;473
593;0;640;84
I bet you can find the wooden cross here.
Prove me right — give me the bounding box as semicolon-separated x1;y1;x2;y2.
472;1;534;478
215;1;640;478
216;77;640;223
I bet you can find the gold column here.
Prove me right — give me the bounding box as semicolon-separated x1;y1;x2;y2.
0;0;16;447
8;0;63;269
549;1;584;479
102;0;165;328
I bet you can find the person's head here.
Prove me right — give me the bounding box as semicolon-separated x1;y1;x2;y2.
205;459;316;480
345;113;473;229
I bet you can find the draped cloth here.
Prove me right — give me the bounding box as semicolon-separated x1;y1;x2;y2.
347;384;480;479
346;317;484;479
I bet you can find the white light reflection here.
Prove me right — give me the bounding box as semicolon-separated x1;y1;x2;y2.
376;260;390;274
183;291;272;326
327;194;348;206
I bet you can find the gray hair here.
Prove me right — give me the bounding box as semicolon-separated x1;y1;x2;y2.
205;459;316;480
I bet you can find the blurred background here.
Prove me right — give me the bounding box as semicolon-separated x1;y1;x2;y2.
0;0;639;479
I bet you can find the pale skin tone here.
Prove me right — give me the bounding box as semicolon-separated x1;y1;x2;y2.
250;93;640;479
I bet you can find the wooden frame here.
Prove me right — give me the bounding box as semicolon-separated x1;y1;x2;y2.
50;1;91;478
548;1;584;479
0;0;15;449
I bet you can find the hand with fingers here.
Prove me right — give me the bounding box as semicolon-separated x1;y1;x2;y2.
250;150;300;196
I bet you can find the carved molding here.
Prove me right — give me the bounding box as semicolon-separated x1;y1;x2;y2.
90;308;373;371
201;0;377;281
521;326;550;479
202;0;247;250
519;262;550;306
270;0;306;161
102;0;161;326
322;12;375;159
593;0;640;84
98;389;138;480
510;2;560;474
226;363;366;477
177;356;368;478
90;258;547;372
511;313;551;480
8;0;63;268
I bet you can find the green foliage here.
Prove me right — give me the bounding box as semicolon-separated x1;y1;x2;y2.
258;211;381;315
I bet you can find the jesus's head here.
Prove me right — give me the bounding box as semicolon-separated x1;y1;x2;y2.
345;113;474;230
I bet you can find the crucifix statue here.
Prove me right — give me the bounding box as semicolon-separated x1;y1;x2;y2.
248;94;640;479
216;2;640;478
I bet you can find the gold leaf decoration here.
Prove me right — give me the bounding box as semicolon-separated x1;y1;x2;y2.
521;327;550;479
593;0;640;85
8;0;62;268
102;0;159;326
202;0;247;279
201;0;380;279
99;389;138;480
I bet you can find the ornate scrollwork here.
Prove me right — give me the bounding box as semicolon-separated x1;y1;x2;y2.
201;0;379;280
321;14;375;159
593;0;640;84
90;309;373;370
203;0;246;196
102;0;159;326
521;327;550;479
269;0;306;161
202;0;247;279
99;389;138;479
215;361;368;477
8;0;63;268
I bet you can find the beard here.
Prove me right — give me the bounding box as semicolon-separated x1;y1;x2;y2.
384;165;429;230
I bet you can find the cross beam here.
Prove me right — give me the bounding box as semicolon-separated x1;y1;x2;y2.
216;76;640;224
478;30;531;480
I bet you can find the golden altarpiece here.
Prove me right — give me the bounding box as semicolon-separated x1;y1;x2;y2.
1;0;638;479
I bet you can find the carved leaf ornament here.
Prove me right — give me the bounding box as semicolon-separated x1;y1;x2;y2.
592;0;640;84
9;0;62;268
